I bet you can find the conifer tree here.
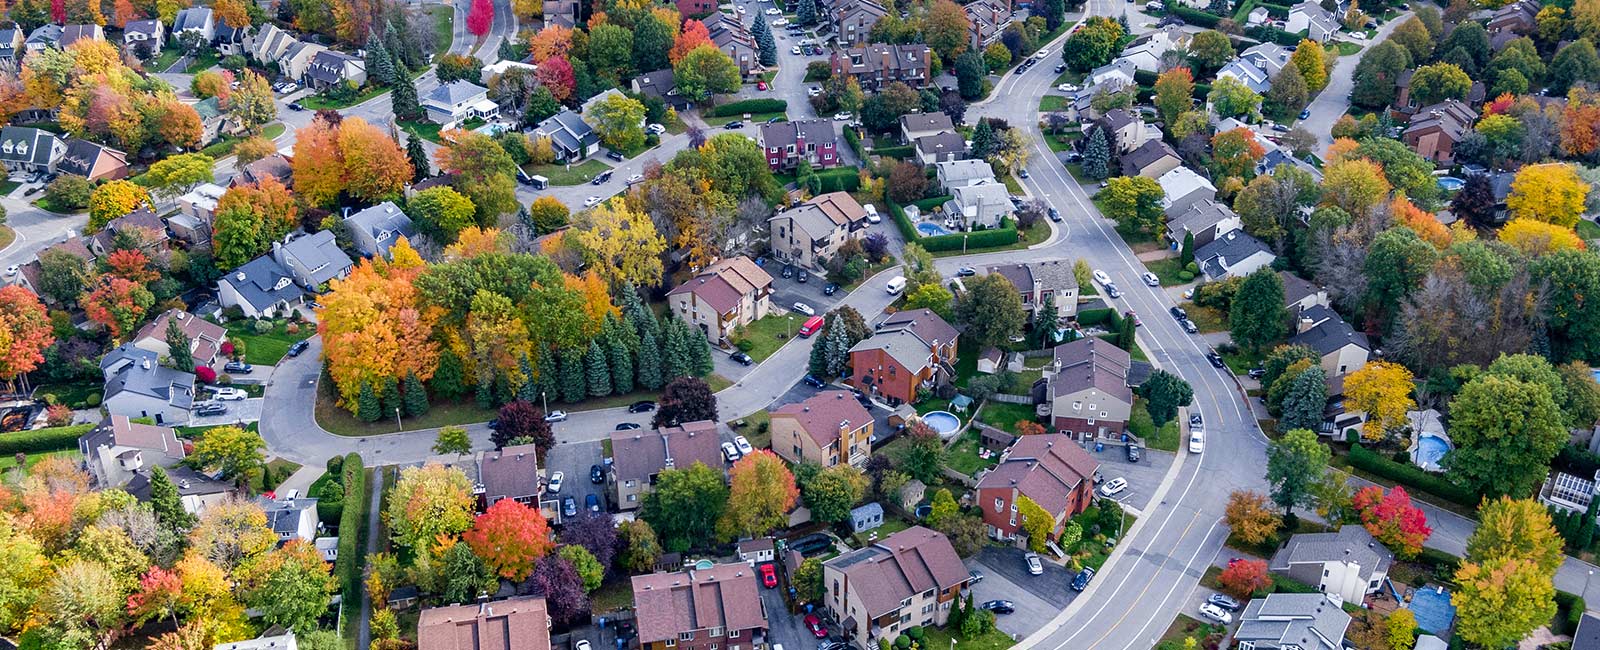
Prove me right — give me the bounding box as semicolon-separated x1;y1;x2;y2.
517;355;538;402
797;0;817;25
406;132;430;181
824;317;851;378
1181;230;1196;267
358;380;382;422
754;13;777;66
366;31;398;86
662;317;692;380
148;466;196;529
166;316;193;373
637;328;664;391
1082;125;1111;180
971;120;997;158
585;340;612;397
392;74;423;121
381;376;403;417
608;331;635;395
404;371;430;417
560;347;587;403
537;349;559;404
808;332;832;377
687;324;713;376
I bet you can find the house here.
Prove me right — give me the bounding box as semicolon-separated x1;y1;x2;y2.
707;14;760;79
609;421;725;510
215;630;299;650
127;465;231;515
1487;0;1539;34
935;159;994;190
56;139;130;181
25;24;62;52
1120;139;1182;179
237;154;294;188
944;182;1012;229
1100;109;1146;153
631;69;690;110
1281;272;1329;313
0;126;65;173
1403;100;1478;165
848;308;959;405
123;19;164;55
132;309;228;371
88;207;167;256
964;0;1013;51
633;563;767;650
737;537;775;564
985;260;1080;320
248;23;299;66
1196;230;1276;280
1166;199;1242;249
900;112;955;144
1235;593;1352;650
174;7;216;42
1287;1;1339;42
830;44;933;91
830;0;888;47
423;80;499;129
101;345;197;425
1269;526;1393;604
675;0;717;17
544;0;579;26
976;433;1099;541
58;24;103;49
219;254;306;318
192;97;228;146
278;42;327;83
1157;166;1218;218
914;131;967;165
8;236;92;299
770;390;874;468
667;256;774;345
0;26;23;66
822;526;968;649
1088;59;1137;88
1046;338;1133;440
344;201;417;259
77;415;186;489
306;50;366;90
1289;304;1371;376
480;59;538;85
1247;6;1271;25
274;230;354;289
261;495;320;543
851;503;885;533
418;596;552;650
1114;27;1188;72
1218;43;1291;94
1575;615;1600;650
173;183;228;244
759;119;840;171
769;191;870;270
531;109;600;162
480;444;542;506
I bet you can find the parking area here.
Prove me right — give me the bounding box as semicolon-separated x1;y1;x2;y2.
1088;443;1175;515
763;379;902;445
766;262;847;321
760;578;816;650
188;397;264;427
966;547;1077;639
542;439;608;519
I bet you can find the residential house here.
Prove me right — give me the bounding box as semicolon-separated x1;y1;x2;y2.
480;443;543;506
88;207;167;256
1403;100;1477;165
237;153;294;188
543;0;579;25
830;44;932;91
1113;27;1188;72
57;139;130;181
631;69;690;110
944;182;1012;229
975;433;1099;541
215;631;299;650
344;201;417;259
852;503;885;532
707;13;760;79
935;159;995;189
914;131;967;165
100;344;197;425
1575;615;1600;650
277;42;327;83
123;19;164;56
1287;1;1339;41
985;260;1080;320
423;80;499;129
1247;6;1271;25
1088;59;1137;88
173;183;227;244
759;118;840;171
480;59;538;85
1281;271;1329;313
192;97;229;146
218;254;306;318
77;415;186;489
306;50;366;90
531;109;600;162
1487;0;1539;34
1218;42;1290;94
1120;139;1182;178
822;526;969;649
667;256;774;345
261;495;319;543
9;236;92;299
848;308;959;405
737;538;776;564
1270;526;1393;605
1196;230;1276;280
273;230;353;290
1157;166;1218;218
830;0;888;47
0;26;23;66
1165;199;1242;249
174;7;216;42
1100;109;1146;153
131;309;228;371
768;191;871;270
609;421;725;510
899;112;955;144
675;0;718;17
633;563;768;650
770;390;874;468
0;126;66;173
1235;593;1352;650
964;0;1012;51
126;464;231;515
25;24;62;52
248;23;298;67
58;24;103;49
418;596;552;650
1289;304;1371;377
1046;338;1134;440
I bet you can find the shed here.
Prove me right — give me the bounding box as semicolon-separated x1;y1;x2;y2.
388;585;420;610
900;479;927;511
977;347;1004;374
979;425;1016;451
850;502;885;533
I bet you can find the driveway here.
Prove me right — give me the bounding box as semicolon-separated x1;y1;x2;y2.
542;439;607;518
974;546;1077;608
768;265;845;317
966;555;1065;639
1086;443;1175;516
1303;16;1413;153
189;397;265;427
761;580;815;650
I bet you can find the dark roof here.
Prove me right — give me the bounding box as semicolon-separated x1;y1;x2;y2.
239;154;293;187
1050;337;1132;402
102;344;196;409
609;421;724;485
260;496;317;537
0;127;57;166
1289;305;1370;356
124;19;162;36
760;118;837;149
877;308;959;348
976;433;1099;516
1576;614;1600;650
1236;594;1351;649
126;465;229;501
900;112;955;134
1102;108;1135;130
222;254;305;312
480;443;541;502
823;526;967;618
1405;100;1477;141
985;260;1079;295
56;139;127;177
308;50;361;83
532;110;597;155
915;131;966;157
1196;230;1274;279
632;563;767;643
1280;271;1322;308
1120;139;1179;175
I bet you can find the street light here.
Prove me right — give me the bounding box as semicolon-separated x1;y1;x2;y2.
962;234;969;254
787;315;795;338
541;389;548;414
394;407;402;431
1587;569;1594;599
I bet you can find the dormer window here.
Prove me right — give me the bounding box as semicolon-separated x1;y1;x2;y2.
272;277;292;291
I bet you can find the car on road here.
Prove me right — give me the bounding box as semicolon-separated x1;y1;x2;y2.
589;171;609;185
737;3;746;11
725;120;745;129
548;471;564;493
791;45;802;54
1299;108;1311;120
1182;319;1198;334
1099;477;1128;497
629;400;656;413
1142;272;1159;287
1206;351;1226;368
1207;593;1242;610
287;340;310;357
1190;412;1203;426
1125;310;1142;326
224;361;254;374
957;266;976;277
1189;430;1205;454
590;464;606;483
808;86;821;96
833;112;853;121
1054;63;1067;73
731;351;754;365
734;435;754;456
1169;306;1187;320
586;494;601;512
575;640;591;650
1025;552;1043;575
1071;567;1097;591
1056;83;1078;92
212;387;247;400
761;563;778;588
1198;603;1233;624
1126;444;1142;463
1104;282;1121;299
626;173;643;184
980;600;1015;614
1018;168;1029;178
562;496;577;517
606;150;626;162
584;196;602;207
803;374;826;388
1048;207;1061;222
804;614;827;638
792;301;816;316
195;402;228;416
722;441;742;463
615;422;640;430
545;410;568;422
287;102;305;111
773;17;789;25
823;282;838;296
1092;269;1111;285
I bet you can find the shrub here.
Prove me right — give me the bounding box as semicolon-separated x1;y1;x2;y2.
334;453;365;611
217;373;233;385
1178;271;1194;282
44;404;72;427
285;322;300;334
1556;592;1587;635
710;98;788;117
252;319;274;334
327;454;345;476
1163;2;1221;26
0;424;94;455
40;393;57;405
736;339;755;352
1347;445;1481;507
85;393;101;407
194;365;217;383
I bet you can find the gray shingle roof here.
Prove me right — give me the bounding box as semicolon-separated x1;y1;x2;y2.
222;254;305;313
344;201;416;255
1289;305;1370;356
260;496;318;537
823;526;967;618
278;230;353;285
0;126;57;166
1196;230;1273;279
174;7;212;31
1236;593;1351;650
1269;525;1393;577
426;80;489;106
102;344;197;410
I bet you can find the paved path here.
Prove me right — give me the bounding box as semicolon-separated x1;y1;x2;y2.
355;467;384;650
1302;18;1411;154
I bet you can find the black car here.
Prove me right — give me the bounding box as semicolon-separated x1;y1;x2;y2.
287;101;305;111
725;120;745;129
1054;63;1067;73
781;264;795;279
616;422;641;430
979;600;1015;614
1206;352;1226;368
1190;413;1203;426
562;496;578;517
224;361;253;374
590;464;606;483
1048;208;1062;222
1018;168;1029;178
1169;306;1187;321
606;150;626;162
797;269;809;283
803;374;826;388
1247;368;1267;379
591;171;613;185
286;339;310;357
487;418;500;429
628;400;656;413
1071;568;1096;591
731;351;754;365
195;403;227;416
823;282;838;296
1126;444;1142;463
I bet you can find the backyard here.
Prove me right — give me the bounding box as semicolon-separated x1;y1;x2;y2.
222;318;316;365
525;159;614;186
974;400;1040;434
945;428;1000;476
0;449;82;481
34;379;102;409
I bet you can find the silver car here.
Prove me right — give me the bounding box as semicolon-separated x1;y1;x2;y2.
1024;552;1043;575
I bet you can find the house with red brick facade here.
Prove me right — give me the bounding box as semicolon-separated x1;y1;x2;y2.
829;43;932;92
975;434;1100;542
759;118;840;171
847;309;957;405
633;563;768;650
1046;338;1134;440
770;390;874;468
675;0;717;17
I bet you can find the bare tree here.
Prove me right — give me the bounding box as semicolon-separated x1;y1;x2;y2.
1312;225;1371;312
1389;267;1544;374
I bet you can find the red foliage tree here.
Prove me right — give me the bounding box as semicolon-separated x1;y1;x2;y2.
194;366;217;384
1219;558;1272;598
670;20;712;64
1352;485;1431;558
0;285;55;386
463;499;555;581
467;0;494;37
50;0;66;24
127;566;183;626
535;56;577;104
81;276;154;340
105;249;158;284
493;399;553;451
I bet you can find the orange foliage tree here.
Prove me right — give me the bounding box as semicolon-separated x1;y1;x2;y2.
317;238;440;415
292;116;410;208
528;25;573;64
0;285;55;387
463;499;555;581
81;275;155;339
1391;196;1452;248
1219;558;1272;597
670;19;711;64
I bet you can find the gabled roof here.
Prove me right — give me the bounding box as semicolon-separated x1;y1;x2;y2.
900;112;955;135
56;139;128;178
532;109;597;154
277;230;353;285
1157;166;1217;203
1236;594;1351;650
79;414;184;458
759;118;837;149
26;24;62;47
633;563;767;642
174;7;213;31
126;465;230;501
260;496;318;536
949;182;1011;216
769;191;869;237
666;256;773;315
124;19;162;37
771;390;873;448
1270;525;1393;576
344;201;416;255
1405;99;1477;141
308;50;363;83
480;443;541;502
425;80;489;106
58;24;101;48
222;254;304;312
823;526;967;618
609;421;724;485
0;127;58;166
239;154;293;187
134;309;226;362
986;260;1079;295
1121;139;1180;175
915;131;966;157
1050;337;1132;402
934;159;995;184
418;595;552;650
1197;230;1274;279
102;344;197;410
1167;199;1238;238
977;434;1098;517
1289;305;1370;356
877;308;959;349
1280;271;1323;308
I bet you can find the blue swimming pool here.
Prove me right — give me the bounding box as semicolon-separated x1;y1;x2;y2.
1437;177;1466;191
923;411;961;436
1409;586;1457;637
1413;434;1451;472
917;222;952;236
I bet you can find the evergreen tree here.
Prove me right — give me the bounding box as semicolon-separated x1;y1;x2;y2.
365;31;398;86
148;466;196;529
808;332;832;378
971;120;997;158
358;380;382;422
585;340;612;397
1278;366;1327;433
383;20;408;68
1032;295;1059;348
798;0;817;25
392;74;422;121
537;349;559;404
1207;0;1227;15
381;376;403;418
404;371;430;417
1579;498;1598;551
754;13;777;67
1116;313;1136;350
622;283;659;343
824;317;851;378
1181;231;1195;267
687;324;713;376
559;347;587;403
637;328;664;391
475;372;495;408
165;316;193;373
517;354;538;403
432;349;468;399
1230;269;1288;352
406;132;430;182
608;335;635;395
948;590;967;630
1082;125;1111;180
662;317;692;380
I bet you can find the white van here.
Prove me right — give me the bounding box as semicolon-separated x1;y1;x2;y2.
886;276;907;294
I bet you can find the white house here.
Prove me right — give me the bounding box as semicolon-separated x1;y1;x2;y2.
944;182;1013;229
173;7;215;42
123;19;164;55
1218;43;1291;94
1113;27;1189;72
1195;230;1276;280
218;255;306;319
260;495;320;543
1288;1;1340;42
1270;527;1393;605
935;159;995;188
77;415;187;489
423;81;500;129
100;345;197;425
1156;166;1217;218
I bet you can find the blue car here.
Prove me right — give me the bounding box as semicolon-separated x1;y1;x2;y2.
1071;567;1096;591
586;494;601;512
1299;108;1311;120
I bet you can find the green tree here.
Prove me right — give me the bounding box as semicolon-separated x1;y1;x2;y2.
164;316;194;372
406;133;431;182
392;75;422;121
558;545;605;592
1447;374;1567;499
358;380;381;422
618;520;662;573
793;557;824;601
1454;557;1557;649
433;425;472;455
1154;67;1196;130
955;273;1027;349
1207;75;1262;119
1278;365;1328;433
559;347;586;403
1264;65;1309;122
1082;124;1111;181
801;465;868;523
753;12;777;66
587;91;648;153
955;51;987;100
146;466;196;530
1139;369;1193;426
1551;38;1600;95
1230;269;1287;351
1016;496;1054;553
904;283;955;320
584;340;612;397
365;31;398;86
404;371;430;417
797;0;817;24
1188;30;1234;74
1443;20;1491;72
1266;429;1331;515
1351;40;1412;108
1409;63;1472;106
636;328;663;391
1101;176;1165;234
1364;227;1438;324
926;488;959;528
673;44;742;104
641;463;729;552
589;23;636;85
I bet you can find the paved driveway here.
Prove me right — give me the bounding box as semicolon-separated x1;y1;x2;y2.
769;266;845;317
189;397;264;427
1086;444;1174;516
543;439;607;518
761;580;815;650
966;554;1069;640
975;547;1077;606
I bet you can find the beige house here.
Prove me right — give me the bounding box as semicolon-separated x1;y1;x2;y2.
1289;305;1371;377
76;415;186;489
769;192;870;270
823;526;970;650
1047;338;1135;440
131;309;228;371
770;390;874;468
984;260;1080;320
666;256;774;346
608;421;725;510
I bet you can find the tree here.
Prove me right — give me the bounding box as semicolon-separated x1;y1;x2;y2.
560;510;618;570
1551;38;1600;95
653;376;718;428
617;519;662;573
492;400;553;452
589;23;637;85
641;462;729;551
793;557;824;602
1063;16;1123;72
1321;157;1391;218
1278;365;1327;433
1154;67;1195;129
904;283;955;321
188;499;278;570
717;450;798;540
1264;65;1309;122
1352;41;1412;108
1388;609;1418;650
1342;361;1414;442
467;0;493;36
797;0;817;24
900;424;948;483
752;12;777;66
570;199;666;288
1208;76;1261;120
1138;370;1193;426
1082;125;1111;181
386;464;476;549
1229;269;1287;351
1468;496;1564;575
1351;485;1431;558
671;20;713;64
1219;558;1272;597
432;425;472;456
1211;127;1266;179
588;89;648;154
87;180;151;231
0;286;54;387
1364;227;1437;326
1188;30;1234;74
191;425;265;481
926;488;960;529
1016;496;1055;553
1266;429;1330;514
145;153;216;203
1454;557;1557;649
146;466;196;530
1507;163;1588;228
673;45;741;104
33;559;125;649
434;129;519;224
463;498;555;581
1287;39;1327;92
1225;490;1281;546
801;465;868;523
923;0;972;62
557;545;604;593
983;42;1011;71
528;196;571;235
955;273;1026;349
1447;374;1568;499
1102;176;1165;234
408;186;477;243
238;540;335;634
955;51;986;100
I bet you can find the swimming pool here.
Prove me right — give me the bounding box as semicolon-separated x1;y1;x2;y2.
922;411;962;437
1409;586;1457;637
1412;434;1452;472
917;222;952;237
1437;177;1466;191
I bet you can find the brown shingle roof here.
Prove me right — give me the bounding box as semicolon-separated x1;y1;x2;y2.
667;256;773;314
770;390;872;448
976;433;1098;517
824;526;967;618
632;563;768;643
134;309;226;355
480;443;540;503
878;308;958;349
417;596;551;650
609;421;724;485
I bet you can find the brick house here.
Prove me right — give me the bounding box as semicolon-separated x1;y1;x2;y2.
675;0;718;17
975;434;1099;541
829;44;932;91
770;390;874;468
1046;338;1134;440
1403;100;1477;165
666;256;774;346
417;596;552;650
633;563;768;650
759;118;840;171
847;309;958;405
829;0;888;47
823;526;970;650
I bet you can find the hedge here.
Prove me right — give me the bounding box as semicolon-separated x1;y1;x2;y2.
1347;445;1481;507
887;199;921;241
813;167;861;192
1164;2;1221;27
0;424;94;455
333;453;366;608
874;145;915;159
710;98;788;117
1245;24;1305;46
843;127;866;160
885;199;1023;252
1557;591;1587;635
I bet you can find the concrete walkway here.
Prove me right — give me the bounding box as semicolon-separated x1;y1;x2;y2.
273;462;325;498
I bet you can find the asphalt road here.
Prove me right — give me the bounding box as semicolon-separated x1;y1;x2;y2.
1298;16;1411;154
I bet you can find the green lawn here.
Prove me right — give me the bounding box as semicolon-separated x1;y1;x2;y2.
945;428;1001;476
1126;397;1180;451
258;457;303;492
1579;219;1600;241
0;179;21;196
262;123;287;139
735;409;771;449
299;83;391;110
974;400;1039;434
1182;302;1228;333
399;120;444;144
184;50;221;73
0;225;13;251
525;159;614;186
35;380;102;409
1045;132;1080;152
1039;95;1071;112
702;111;786;126
430;5;454;52
1335;41;1363;56
731;313;804;362
998;171;1023;194
223;319;315;365
1055;69;1085;85
1141;256;1188;286
0;450;82;481
1221;348;1266;377
32;196;80;214
147;46;183;72
922;622;1014;650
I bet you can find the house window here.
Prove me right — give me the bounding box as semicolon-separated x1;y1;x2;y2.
994;498;1004;512
922;589;934;598
1099;412;1108;418
1323;569;1330;577
665;641;677;648
680;632;695;641
1072;401;1082;410
900;598;912;608
710;627;724;637
730;630;740;639
1087;403;1097;410
922;603;934;614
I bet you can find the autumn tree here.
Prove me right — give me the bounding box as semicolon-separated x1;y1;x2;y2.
1448;373;1568;498
468;0;493;36
1289;38;1328;91
434;129;519;224
800;464;868;523
463;498;555;580
238;540;335;634
1153;67;1195;129
1219;558;1272;597
1342;361;1414;442
408;186;478;243
1507;163;1589;228
1500;218;1588;256
188;498;279;570
145;153;216;203
191;425;266;481
0;286;54;388
1225;490;1281;546
387;463;477;549
1211;127;1266;180
571;198;667;288
1352;485;1431;558
211;175;299;269
1454;558;1556;649
1321;158;1391;217
87;179;151;231
1102;176;1165;234
673;44;741;104
1016;496;1055;553
81;276;154;339
922;0;971;62
587;91;647;152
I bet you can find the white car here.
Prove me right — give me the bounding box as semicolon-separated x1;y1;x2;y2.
833;112;853;121
736;4;746;11
722;441;743;462
1056;83;1078;92
734;435;754;456
1092;269;1111;285
626;173;644;184
583;196;602;207
1024;552;1043;575
545;410;569;422
575;640;592;650
792;45;802;55
773;17;789;25
212;387;247;401
1189;430;1205;454
548;471;564;493
647;123;666;134
765;7;781;13
792;301;816;316
3;264;17;276
807;86;821;97
1198;603;1233;625
864;205;881;223
1099;476;1128;497
1142;272;1160;287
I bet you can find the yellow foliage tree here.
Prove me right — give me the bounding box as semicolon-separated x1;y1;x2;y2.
1344;361;1416;441
1506;163;1589;228
1499;218;1588;256
318;256;440;414
86;179;152;231
570;198;666;288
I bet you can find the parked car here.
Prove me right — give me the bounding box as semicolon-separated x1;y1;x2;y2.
590;464;606;483
781;264;795;278
195;402;227;416
722;441;742;463
615;422;640;430
731;351;754;365
1142;272;1160;287
1169;306;1187;321
212;387;247;400
224;361;254;374
761;563;778;588
1071;567;1096;591
562;496;577;517
1247;368;1266;379
980;600;1015;614
1198;603;1233;624
725;120;745;129
968;569;985;583
956;266;976;277
1182;319;1198;334
1025;552;1043;575
1206;352;1226;368
586;494;601;512
591;171;613;185
1056;83;1078;92
1099;477;1128;497
626;173;643;184
584;196;602;207
606;150;626;162
1207;593;1242;611
648;123;666;134
791;45;802;54
287;102;305;111
734;436;754;456
1190;412;1203;426
792;302;816;316
1126;444;1142;463
804;614;827;638
1125;311;1141;326
629;400;657;413
803;374;826;388
545;410;568;422
797;269;809;283
833;112;853;121
287;339;311;357
548;471;564;493
1189;430;1204;454
1092;269;1111;285
823;282;838;296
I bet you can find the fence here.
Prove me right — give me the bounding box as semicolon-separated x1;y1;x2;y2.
989;393;1034;405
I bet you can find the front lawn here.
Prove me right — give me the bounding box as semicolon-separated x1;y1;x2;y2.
945;428;1001;476
1141;256;1188;286
1182;302;1228;333
703;111;786;126
1127;398;1181;451
1039;95;1071;112
399;119;444;144
1335;40;1363;55
146;45;183;72
524;159;614;186
0;225;13;251
258;457;302;492
731;313;803;362
1579;218;1600;241
1220;348;1265;377
1046;132;1080;152
1154;615;1225;650
974;400;1039;434
922;624;1014;650
184;50;220;73
299;83;390;110
430;5;454;52
927;221;1051;258
0;179;21;196
315;385;499;437
223;319;315;365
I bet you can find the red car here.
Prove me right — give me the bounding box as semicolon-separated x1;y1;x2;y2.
760;563;778;589
804;614;826;638
756;81;769;91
